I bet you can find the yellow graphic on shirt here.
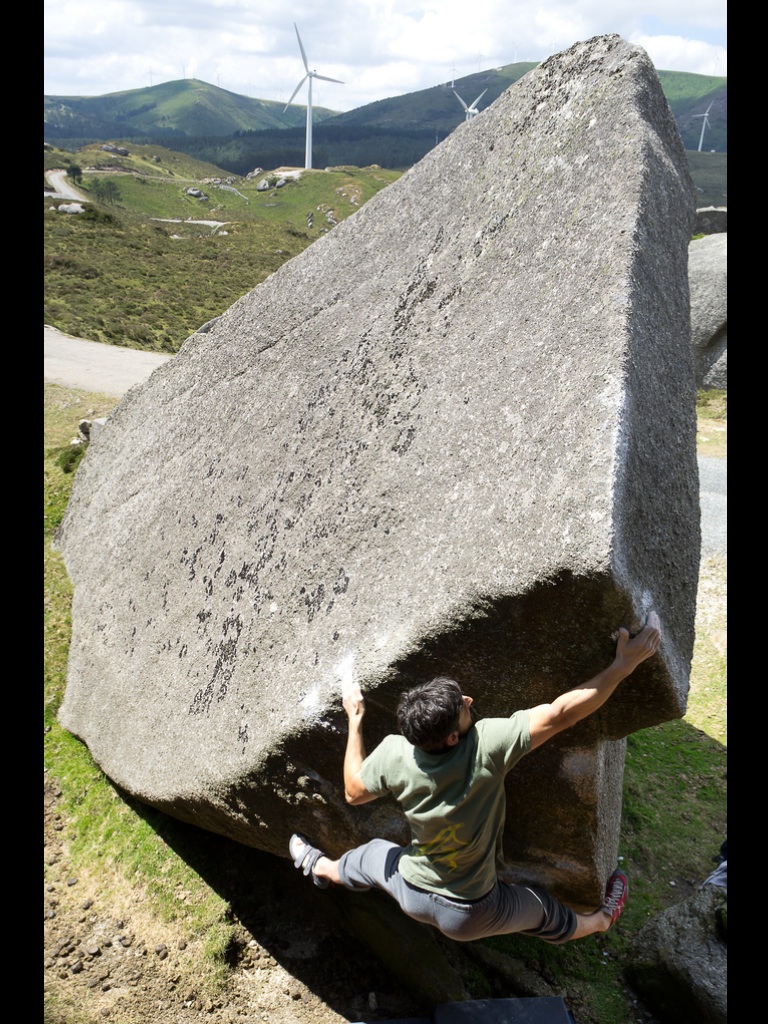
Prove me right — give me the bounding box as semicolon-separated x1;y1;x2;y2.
416;824;468;871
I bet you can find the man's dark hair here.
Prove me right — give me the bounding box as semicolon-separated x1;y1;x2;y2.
396;677;464;752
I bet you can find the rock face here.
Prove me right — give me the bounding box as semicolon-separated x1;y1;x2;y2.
689;233;727;389
626;886;727;1024
56;35;699;911
694;207;727;235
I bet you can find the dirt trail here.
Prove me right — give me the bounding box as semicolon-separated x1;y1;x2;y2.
45;169;89;201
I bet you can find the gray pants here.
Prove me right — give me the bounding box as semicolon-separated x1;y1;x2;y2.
337;839;577;944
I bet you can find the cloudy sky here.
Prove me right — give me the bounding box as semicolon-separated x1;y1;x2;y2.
44;0;726;111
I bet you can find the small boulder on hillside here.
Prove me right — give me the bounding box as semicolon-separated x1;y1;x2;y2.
689;233;727;389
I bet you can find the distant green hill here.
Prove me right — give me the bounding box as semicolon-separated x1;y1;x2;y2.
330;64;727;150
330;63;539;132
44;67;726;201
44;66;727;152
656;72;727;152
44;78;338;142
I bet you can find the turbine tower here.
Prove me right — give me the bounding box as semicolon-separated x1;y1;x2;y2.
453;88;488;122
284;23;344;169
693;101;714;152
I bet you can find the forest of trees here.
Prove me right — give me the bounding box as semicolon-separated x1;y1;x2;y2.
167;125;444;174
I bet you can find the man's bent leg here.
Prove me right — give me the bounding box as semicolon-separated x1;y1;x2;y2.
335;839;404;894
312;845;579;945
568;909;612;939
513;886;578;944
309;838;404;894
433;883;577;944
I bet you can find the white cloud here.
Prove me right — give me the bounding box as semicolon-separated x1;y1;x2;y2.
44;0;727;107
633;34;726;77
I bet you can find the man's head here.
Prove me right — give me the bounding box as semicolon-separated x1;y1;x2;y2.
396;677;474;752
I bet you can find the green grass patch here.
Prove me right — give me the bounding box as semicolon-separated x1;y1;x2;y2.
44;206;299;350
697;389;727;419
45;144;79;173
70;141;240;181
45;388;236;1000
687;555;727;746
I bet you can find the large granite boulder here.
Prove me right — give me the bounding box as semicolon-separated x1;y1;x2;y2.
689;233;727;389
55;35;699;911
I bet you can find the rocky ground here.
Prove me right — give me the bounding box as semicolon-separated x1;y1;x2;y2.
45;768;674;1024
44;774;432;1024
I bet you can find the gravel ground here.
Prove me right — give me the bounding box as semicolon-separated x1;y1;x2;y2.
44;771;431;1024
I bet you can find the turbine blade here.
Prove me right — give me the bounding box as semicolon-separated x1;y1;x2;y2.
314;74;344;84
453;90;469;110
284;75;308;110
294;23;309;73
472;89;488;106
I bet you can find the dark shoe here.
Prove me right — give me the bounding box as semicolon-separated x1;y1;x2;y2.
602;869;628;927
289;833;330;889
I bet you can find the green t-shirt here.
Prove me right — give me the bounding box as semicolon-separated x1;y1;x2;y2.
359;713;531;899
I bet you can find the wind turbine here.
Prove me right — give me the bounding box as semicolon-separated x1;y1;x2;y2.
284;23;344;169
693;101;714;152
453;88;487;122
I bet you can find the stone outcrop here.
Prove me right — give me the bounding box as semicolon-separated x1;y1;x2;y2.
694;207;727;235
689;233;727;389
626;885;727;1024
55;35;699;911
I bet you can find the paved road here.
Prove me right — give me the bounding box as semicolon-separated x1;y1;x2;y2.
44;326;726;557
45;169;88;202
699;456;727;559
44;325;173;398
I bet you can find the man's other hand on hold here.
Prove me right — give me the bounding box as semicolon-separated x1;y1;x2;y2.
614;610;661;673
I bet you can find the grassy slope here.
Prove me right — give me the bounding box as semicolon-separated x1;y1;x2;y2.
44;387;236;1005
686;151;728;208
45;147;400;350
44;379;726;1023
44;78;337;137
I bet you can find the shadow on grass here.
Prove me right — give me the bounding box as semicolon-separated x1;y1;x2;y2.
119;790;434;1021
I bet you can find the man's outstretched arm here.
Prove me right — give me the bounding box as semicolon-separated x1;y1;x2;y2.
341;680;379;805
527;611;661;751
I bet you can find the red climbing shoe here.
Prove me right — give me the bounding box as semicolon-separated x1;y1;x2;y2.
601;869;629;928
